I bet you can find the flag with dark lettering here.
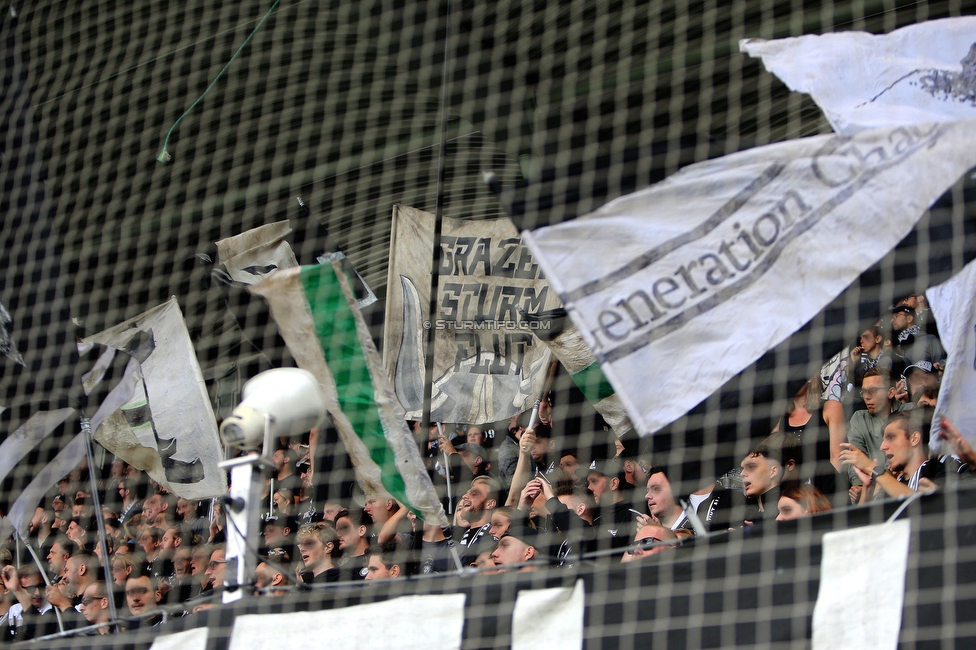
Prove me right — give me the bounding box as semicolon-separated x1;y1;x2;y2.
82;298;227;500
383;205;561;424
741;17;976;135
523;121;976;436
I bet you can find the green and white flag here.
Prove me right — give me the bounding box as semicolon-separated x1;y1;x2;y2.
250;261;449;526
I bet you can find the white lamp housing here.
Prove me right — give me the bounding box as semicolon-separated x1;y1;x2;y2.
219;368;327;449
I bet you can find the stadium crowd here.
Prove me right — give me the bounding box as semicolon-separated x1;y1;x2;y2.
1;295;974;640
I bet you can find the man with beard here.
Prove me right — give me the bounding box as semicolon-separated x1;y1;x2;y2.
453;476;500;565
577;460;635;547
46;536;76;581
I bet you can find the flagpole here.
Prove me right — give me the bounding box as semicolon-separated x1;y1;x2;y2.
80;417;119;627
419;0;455;436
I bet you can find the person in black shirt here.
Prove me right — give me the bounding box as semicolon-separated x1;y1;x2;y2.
296;522;341;584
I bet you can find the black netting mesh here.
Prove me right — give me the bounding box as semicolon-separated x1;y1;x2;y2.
2;0;976;647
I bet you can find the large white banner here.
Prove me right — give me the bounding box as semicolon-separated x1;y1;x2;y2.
83;298;226;499
228;594;466;650
383;205;560;424
927;258;976;454
523;122;976;436
742;17;976;135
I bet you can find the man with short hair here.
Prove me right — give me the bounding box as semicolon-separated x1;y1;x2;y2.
79;581;111;633
296;523;341;584
61;552;99;604
488;520;540;572
454;443;493;478
453;476;499;565
740;434;793;521
138;527;163;576
124;575;161;627
254;561;289;596
620;523;678;563
203;547;226;593
65;517;92;550
842;409;944;502
578;459;635;543
644;468;693;533
272;447;302;495
847;368;911;489
46;536;76;579
176;498;208;541
900;361;941;405
335;509;371;580
363;496;399;534
364;542;407;581
28;507;55;548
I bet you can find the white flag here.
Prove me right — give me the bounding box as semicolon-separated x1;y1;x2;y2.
741;17;976;135
2;432;88;540
83;298;226;500
926;258;976;454
523;122;976;436
0;409;73;487
215;220;298;284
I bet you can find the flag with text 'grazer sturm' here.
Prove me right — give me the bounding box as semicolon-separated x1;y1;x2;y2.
741;17;976;136
927;257;976;455
522;121;976;437
522;309;632;436
383;205;560;424
249;261;449;526
82;298;227;500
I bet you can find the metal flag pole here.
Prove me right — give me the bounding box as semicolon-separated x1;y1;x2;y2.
419;0;455;436
80;417;119;627
437;423;453;514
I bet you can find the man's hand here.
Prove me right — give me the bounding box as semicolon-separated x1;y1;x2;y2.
850;346;863;363
519;430;536;456
538;475;555;501
938;418;976;466
519;479;543;511
437;434;457;456
893;379;910;403
838;442;877;474
848;485;863;504
46;583;71;611
1;565;20;593
539;399;553;426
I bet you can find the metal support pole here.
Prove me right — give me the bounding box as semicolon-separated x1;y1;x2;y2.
80;417;119;627
419;0;455;435
219;414;275;604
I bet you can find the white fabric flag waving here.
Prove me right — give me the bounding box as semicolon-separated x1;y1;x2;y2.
83;298;226;500
926;258;976;455
741;17;976;135
523;121;976;436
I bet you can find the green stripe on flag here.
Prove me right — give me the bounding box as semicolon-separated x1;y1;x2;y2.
571;362;616;404
300;264;409;506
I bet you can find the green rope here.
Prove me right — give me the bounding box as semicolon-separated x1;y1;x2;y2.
156;0;281;163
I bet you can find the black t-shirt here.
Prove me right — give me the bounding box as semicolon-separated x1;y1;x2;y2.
338;554;369;581
301;567;340;584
